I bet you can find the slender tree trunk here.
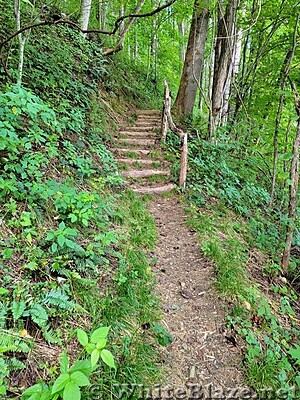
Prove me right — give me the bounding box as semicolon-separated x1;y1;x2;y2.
173;0;209;118
80;0;92;37
269;14;299;207
102;0;146;56
99;1;107;29
14;0;26;85
178;20;186;61
208;0;239;138
282;81;300;271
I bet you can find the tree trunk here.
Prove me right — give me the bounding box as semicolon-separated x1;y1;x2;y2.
208;0;239;138
173;0;209;118
178;20;186;61
99;1;108;30
102;0;146;56
269;14;299;207
80;0;92;37
282;81;300;271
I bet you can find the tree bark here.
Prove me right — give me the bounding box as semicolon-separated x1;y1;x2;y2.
282;81;300;271
208;0;239;138
269;14;299;207
14;0;26;85
173;0;209;118
80;0;92;38
178;20;186;61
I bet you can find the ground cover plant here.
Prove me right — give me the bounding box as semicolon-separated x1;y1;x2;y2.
0;16;167;396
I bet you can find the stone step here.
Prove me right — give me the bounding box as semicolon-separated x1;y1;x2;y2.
132;183;174;194
123;169;169;179
137;110;161;116
116;158;162;166
114;148;152;157
119;131;157;138
134;121;160;125
118;138;156;147
136;117;161;122
121;126;158;132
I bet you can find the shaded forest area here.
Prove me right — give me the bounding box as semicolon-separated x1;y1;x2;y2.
0;0;300;398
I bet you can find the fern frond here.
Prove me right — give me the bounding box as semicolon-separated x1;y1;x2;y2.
0;330;31;353
41;290;76;310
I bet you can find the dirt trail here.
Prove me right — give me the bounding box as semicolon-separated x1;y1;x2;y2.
115;110;247;398
148;196;247;398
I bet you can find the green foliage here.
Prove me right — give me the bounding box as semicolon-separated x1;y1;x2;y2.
22;327;115;400
77;326;116;369
0;38;162;395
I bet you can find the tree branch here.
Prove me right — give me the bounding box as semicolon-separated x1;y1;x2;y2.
0;0;177;77
0;0;177;50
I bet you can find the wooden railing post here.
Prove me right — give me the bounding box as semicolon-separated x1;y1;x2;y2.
161;80;188;189
179;132;188;189
161;80;169;142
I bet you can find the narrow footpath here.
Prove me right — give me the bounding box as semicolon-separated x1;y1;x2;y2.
149;197;246;397
114;110;248;398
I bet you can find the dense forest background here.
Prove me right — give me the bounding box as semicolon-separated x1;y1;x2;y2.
0;0;300;399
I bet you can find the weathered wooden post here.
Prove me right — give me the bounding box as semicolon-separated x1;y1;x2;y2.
161;80;188;189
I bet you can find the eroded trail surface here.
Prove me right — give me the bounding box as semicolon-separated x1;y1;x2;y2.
149;196;246;398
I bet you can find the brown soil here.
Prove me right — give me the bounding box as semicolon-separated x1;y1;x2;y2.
148;196;248;398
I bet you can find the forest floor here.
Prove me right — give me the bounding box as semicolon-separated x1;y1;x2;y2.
148;196;250;398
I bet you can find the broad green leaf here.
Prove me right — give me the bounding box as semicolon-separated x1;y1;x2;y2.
77;329;89;347
90;326;110;343
85;343;95;354
288;345;300;364
69;360;91;376
51;243;58;253
2;248;13;259
63;381;80;400
20;212;32;226
0;288;9;295
60;352;70;374
26;394;38;400
59;221;66;230
65;239;76;249
82;218;88;227
0;385;6;395
45;232;55;241
91;349;100;368
100;349;116;369
70;371;90;387
23;383;45;395
52;373;70;394
96;339;107;350
57;235;65;247
69;214;77;222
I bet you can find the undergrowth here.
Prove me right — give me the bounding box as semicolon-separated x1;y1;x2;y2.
0;21;167;398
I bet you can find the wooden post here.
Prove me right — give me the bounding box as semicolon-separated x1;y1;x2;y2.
179;133;188;189
161;101;168;142
162;80;188;190
161;80;169;141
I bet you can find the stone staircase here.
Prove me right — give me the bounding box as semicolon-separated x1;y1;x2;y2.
114;110;174;194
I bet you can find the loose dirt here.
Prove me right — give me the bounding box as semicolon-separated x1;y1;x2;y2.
148;196;247;398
